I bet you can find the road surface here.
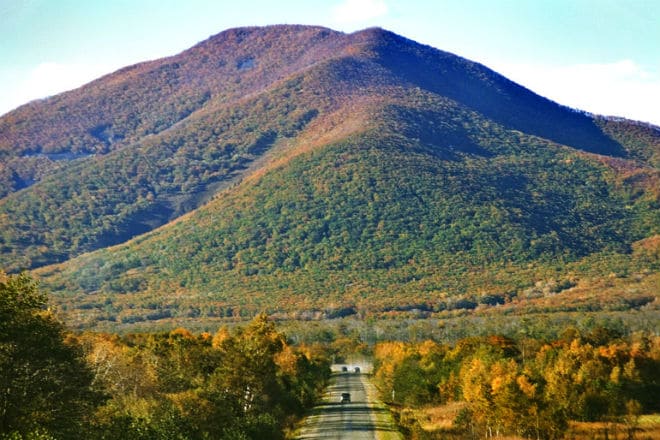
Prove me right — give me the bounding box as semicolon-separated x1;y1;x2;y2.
295;365;402;440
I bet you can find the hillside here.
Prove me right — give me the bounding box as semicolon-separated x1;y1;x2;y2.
0;25;658;329
1;25;349;269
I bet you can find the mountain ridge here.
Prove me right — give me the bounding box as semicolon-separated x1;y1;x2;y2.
0;25;658;328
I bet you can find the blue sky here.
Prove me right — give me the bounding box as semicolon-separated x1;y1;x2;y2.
1;0;659;125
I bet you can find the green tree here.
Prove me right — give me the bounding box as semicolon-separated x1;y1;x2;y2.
212;315;287;416
0;272;102;439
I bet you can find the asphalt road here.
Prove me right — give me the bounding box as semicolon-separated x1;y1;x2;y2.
295;366;402;440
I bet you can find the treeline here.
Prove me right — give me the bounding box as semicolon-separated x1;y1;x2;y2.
373;329;660;439
0;273;330;439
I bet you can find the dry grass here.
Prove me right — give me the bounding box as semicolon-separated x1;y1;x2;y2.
412;402;466;432
395;404;660;440
565;415;660;440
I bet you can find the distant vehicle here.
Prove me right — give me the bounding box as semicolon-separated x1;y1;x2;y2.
354;367;360;373
341;366;348;372
340;392;351;403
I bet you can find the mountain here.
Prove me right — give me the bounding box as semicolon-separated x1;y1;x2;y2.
1;26;658;329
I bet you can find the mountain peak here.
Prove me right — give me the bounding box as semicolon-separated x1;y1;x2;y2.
201;24;340;46
349;26;423;47
1;25;658;328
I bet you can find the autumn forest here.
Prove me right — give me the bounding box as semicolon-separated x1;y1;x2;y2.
1;25;659;439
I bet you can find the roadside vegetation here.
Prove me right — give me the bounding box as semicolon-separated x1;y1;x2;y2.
372;329;660;439
0;272;330;440
3;271;659;439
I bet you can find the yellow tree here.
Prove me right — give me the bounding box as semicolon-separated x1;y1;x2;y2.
460;357;496;437
373;341;409;402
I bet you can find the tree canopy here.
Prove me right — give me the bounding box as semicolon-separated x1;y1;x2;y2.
0;272;101;439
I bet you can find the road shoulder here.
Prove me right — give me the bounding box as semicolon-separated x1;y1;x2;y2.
360;375;404;440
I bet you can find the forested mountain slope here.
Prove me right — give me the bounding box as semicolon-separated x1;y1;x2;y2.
0;26;657;328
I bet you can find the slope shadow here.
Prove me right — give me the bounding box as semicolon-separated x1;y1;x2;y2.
368;30;627;157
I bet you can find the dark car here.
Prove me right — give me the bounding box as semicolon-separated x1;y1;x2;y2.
340;392;351;403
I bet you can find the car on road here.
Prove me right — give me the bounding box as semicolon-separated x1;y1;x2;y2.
340;392;351;403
